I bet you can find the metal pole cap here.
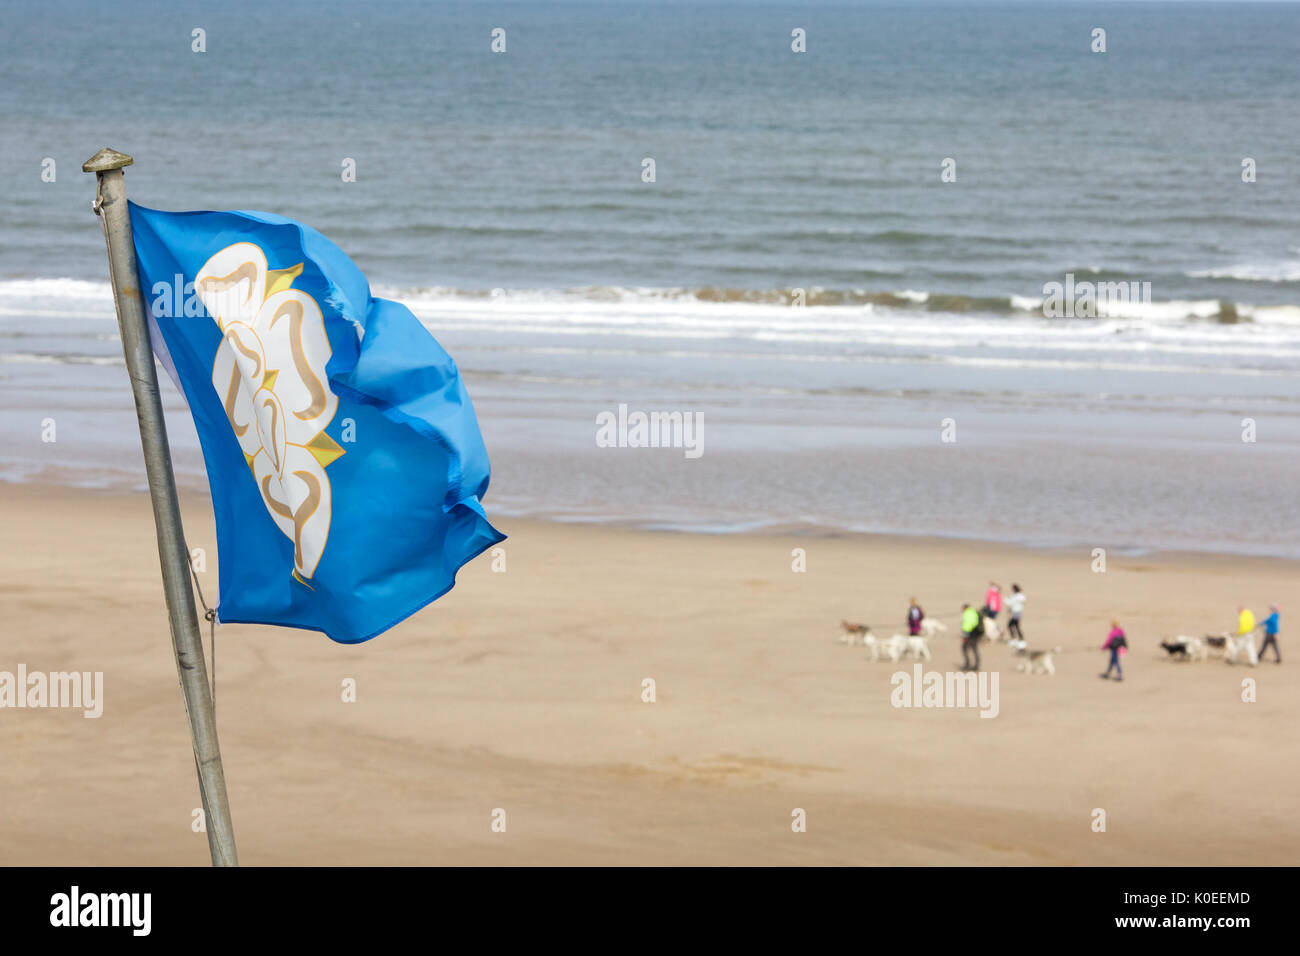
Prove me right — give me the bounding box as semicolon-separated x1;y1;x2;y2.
83;148;135;173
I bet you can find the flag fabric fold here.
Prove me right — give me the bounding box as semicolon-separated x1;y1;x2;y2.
128;203;505;643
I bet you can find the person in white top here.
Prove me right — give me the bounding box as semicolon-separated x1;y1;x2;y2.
1006;583;1026;642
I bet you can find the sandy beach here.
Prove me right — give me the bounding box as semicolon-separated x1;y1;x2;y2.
2;482;1295;866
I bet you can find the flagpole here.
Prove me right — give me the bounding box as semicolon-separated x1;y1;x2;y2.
83;147;238;867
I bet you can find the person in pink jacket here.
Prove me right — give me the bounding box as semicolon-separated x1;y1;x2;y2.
982;582;1002;625
1101;621;1127;681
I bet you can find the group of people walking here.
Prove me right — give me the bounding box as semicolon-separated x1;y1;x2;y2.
904;584;1026;673
905;586;1279;677
1104;603;1280;681
1239;604;1283;663
955;581;1025;671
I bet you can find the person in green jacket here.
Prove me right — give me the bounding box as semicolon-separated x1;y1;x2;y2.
961;603;982;671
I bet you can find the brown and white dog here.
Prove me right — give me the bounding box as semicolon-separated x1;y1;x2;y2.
838;620;872;646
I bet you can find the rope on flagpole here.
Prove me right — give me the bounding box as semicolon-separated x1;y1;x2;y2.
188;555;217;718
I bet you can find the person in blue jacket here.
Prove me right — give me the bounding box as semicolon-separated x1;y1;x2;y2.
1259;604;1281;663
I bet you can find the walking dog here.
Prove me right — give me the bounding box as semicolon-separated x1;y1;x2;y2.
838;621;930;663
1014;644;1061;675
1161;636;1207;661
838;620;872;646
1201;633;1230;659
1223;632;1259;666
918;618;948;638
873;634;905;663
893;633;932;661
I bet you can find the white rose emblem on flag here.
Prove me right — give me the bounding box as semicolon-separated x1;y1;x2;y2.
195;243;345;581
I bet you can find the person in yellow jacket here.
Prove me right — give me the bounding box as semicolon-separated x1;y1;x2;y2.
1238;606;1256;638
960;603;982;671
1234;606;1259;665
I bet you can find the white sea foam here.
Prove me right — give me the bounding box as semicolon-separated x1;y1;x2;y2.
1093;298;1223;321
5;279;1300;373
0;352;122;366
1008;294;1043;311
0;278;115;319
1188;261;1300;283
1237;304;1300;325
0;278;113;299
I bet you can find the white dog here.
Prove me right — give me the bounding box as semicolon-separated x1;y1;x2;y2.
1014;645;1061;675
868;634;905;663
896;633;932;661
918;618;948;638
1224;633;1258;667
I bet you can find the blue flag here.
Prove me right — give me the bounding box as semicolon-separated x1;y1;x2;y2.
128;203;505;644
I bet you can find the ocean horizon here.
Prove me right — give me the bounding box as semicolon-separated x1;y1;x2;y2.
3;0;1299;557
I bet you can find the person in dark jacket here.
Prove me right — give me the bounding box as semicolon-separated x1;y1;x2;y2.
907;597;925;636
